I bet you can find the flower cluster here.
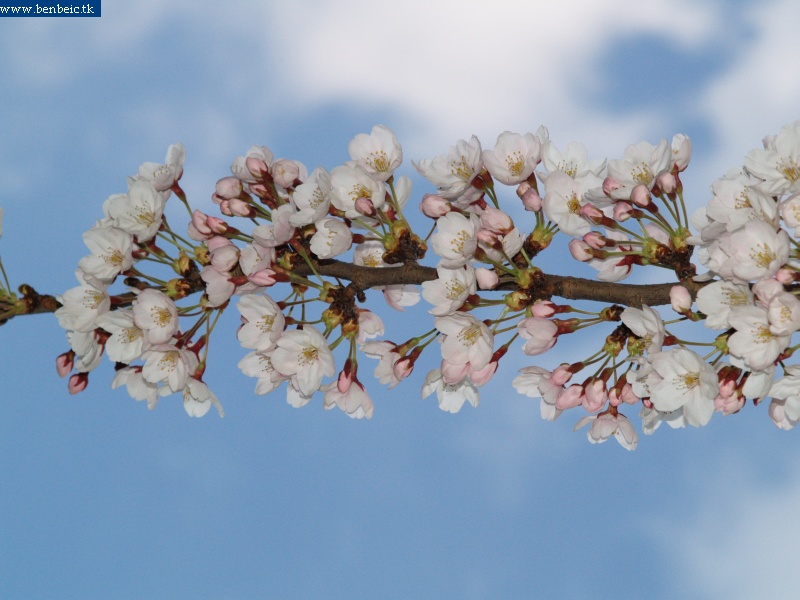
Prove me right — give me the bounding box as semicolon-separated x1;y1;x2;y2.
31;119;800;448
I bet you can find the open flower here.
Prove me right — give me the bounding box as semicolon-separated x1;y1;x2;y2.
132;288;179;345
270;327;335;397
414;136;483;199
348;125;403;182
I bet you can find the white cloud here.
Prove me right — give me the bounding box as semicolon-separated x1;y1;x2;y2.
699;0;800;178
659;461;800;599
267;0;721;154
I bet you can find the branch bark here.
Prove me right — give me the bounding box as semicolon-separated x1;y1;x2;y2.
1;259;706;326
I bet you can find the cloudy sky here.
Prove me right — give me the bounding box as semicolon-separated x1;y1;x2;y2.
2;1;800;598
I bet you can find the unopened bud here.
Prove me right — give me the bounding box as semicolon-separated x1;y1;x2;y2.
68;372;88;395
475;267;499;290
215;176;243;200
583;231;607;249
656;171;677;195
245;156;270;179
355;197;376;216
602;176;621;196
56;351;75;377
613;201;634;222
630;184;651;207
420;194;451;218
568;239;593;262
669;285;692;314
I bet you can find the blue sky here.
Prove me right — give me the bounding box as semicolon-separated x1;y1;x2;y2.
2;1;800;598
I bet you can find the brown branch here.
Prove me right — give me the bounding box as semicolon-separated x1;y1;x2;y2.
1;260;707;326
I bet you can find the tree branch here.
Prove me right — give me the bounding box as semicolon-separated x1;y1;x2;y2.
1;259;706;326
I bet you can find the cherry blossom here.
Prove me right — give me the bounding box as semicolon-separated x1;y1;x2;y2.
347;125;402;182
422;368;480;413
236;293;285;352
414;136;483;199
574;411;638;450
132;289;179;345
421;265;476;316
78;225;134;282
430;212;477;267
270;327;335;397
103;178;168;242
482;131;541;185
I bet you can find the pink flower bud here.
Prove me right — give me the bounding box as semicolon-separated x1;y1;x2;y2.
551;364;572;386
583;379;607;412
521;188;542;212
441;360;469;385
555;384;583;410
475;267;499;290
68;372;88;395
218;199;233;216
355;197;376;216
516;181;531;197
215;176;243;200
206;235;233;253
583;231;607;249
207;216;229;234
337;370;353;394
613;202;634;222
248;268;277;287
669;285;692;313
602;176;621;196
579;203;603;223
656;171;677;194
188;209;212;241
270;159;300;189
245;156;270;179
630;184;651;207
420;194;451;218
393;357;415;381
531;300;556;318
753;278;783;306
480;206;513;235
477;228;499;247
569;239;592;262
228;198;255;218
469;361;498;387
777;268;795;284
56;351;74;377
249;183;269;198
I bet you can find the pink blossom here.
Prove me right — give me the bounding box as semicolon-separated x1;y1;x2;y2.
517;317;558;356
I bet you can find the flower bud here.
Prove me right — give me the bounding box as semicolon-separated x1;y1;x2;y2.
420;194;451;218
777;268;796;284
656;171;677;195
271;159;301;188
555;384;583;410
568;239;592;262
531;300;556;318
602;176;621;196
579;203;604;223
355;196;376;216
475;267;499;290
68;372;88;395
520;188;542;212
56;351;75;377
630;184;651;207
669;285;692;313
248;268;277;287
613;201;634;222
215;176;243;200
245;156;270;179
583;231;607;249
551;364;572;386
